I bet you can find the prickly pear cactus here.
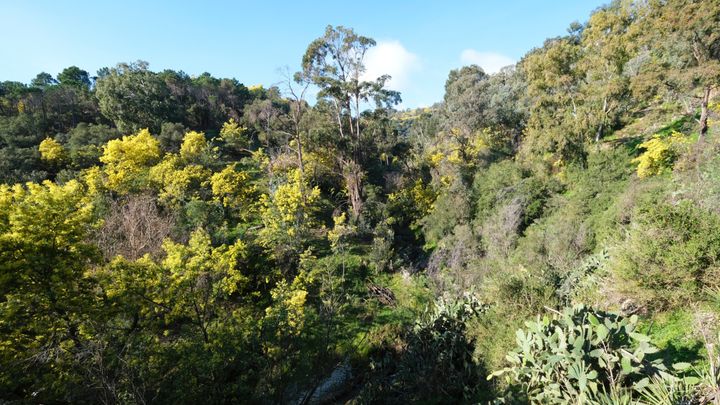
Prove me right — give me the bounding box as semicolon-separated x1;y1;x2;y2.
489;305;669;403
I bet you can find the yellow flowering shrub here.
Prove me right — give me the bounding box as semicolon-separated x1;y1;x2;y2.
424;129;490;172
162;228;248;297
327;212;356;252
100;128;161;193
166;165;211;205
632;131;688;178
447;150;463;165
264;279;308;337
0;180;97;291
710;101;720;114
258;169;321;260
260;169;320;237
38;137;66;162
149;155;211;205
218;119;248;152
0;179;99;368
429;151;444;167
302;150;334;178
210;164;257;216
410;179;437;216
82;166;105;196
179;131;208;161
251;148;270;171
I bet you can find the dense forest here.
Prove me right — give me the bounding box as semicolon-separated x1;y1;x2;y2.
1;0;720;403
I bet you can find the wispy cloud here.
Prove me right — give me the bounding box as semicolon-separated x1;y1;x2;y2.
362;40;420;92
460;50;515;74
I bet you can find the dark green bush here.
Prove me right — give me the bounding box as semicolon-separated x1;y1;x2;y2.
360;295;491;403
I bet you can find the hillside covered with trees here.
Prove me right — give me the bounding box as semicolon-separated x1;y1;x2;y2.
1;0;720;403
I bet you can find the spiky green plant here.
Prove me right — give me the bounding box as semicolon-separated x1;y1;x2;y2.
490;305;670;404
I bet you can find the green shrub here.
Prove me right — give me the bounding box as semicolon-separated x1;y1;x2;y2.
613;201;720;308
421;177;472;248
471;266;560;374
563;148;634;245
472;161;562;234
481;266;558;316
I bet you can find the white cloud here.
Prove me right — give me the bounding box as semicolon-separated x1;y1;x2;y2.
362;40;420;92
460;50;515;74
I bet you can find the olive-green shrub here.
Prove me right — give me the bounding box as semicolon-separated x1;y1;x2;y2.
614;200;720;308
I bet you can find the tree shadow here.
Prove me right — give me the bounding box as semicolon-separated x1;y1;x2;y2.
656;340;705;366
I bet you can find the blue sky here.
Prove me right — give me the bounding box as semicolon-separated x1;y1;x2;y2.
0;1;606;108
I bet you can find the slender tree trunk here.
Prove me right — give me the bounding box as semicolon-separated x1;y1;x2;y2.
347;101;355;140
296;132;307;204
595;97;608;143
292;101;306;178
296;134;305;177
511;129;521;153
355;92;361;144
699;86;711;138
344;94;364;219
333;99;345;138
343;161;363;219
